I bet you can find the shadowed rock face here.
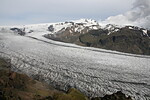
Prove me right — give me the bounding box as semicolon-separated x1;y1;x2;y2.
91;91;132;100
79;27;150;55
48;25;55;32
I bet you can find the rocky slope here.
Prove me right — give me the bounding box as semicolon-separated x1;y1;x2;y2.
45;24;150;55
0;58;132;100
0;57;89;100
79;26;150;55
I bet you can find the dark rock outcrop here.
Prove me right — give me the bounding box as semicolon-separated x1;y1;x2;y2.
48;25;54;32
10;28;26;36
79;27;150;55
91;91;132;100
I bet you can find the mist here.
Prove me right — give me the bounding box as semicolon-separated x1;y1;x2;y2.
101;0;150;28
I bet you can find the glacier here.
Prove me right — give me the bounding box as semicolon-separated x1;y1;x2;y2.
0;21;150;100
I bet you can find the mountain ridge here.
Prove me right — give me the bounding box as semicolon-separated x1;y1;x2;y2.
0;19;150;55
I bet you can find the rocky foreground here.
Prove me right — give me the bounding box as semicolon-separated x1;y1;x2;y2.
0;58;132;100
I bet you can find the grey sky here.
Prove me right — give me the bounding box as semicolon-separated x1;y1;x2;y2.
0;0;134;25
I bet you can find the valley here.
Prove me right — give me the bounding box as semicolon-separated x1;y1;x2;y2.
0;19;150;100
0;27;150;100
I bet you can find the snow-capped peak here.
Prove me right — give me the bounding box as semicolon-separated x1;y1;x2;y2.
72;19;98;25
47;19;100;34
0;19;149;38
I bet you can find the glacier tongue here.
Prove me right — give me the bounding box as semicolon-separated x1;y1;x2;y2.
0;28;150;100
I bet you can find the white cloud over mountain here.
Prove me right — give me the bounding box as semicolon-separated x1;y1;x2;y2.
101;0;150;28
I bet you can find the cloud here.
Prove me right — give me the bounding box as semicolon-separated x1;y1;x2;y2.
100;0;150;28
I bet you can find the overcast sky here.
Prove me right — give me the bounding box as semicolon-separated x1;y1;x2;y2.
0;0;134;25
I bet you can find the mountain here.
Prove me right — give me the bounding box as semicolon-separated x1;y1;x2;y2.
0;19;149;55
79;25;150;55
45;23;150;55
